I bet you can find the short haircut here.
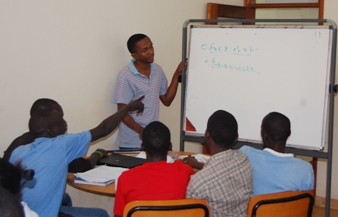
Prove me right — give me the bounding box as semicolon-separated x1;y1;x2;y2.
262;112;291;142
127;33;148;53
142;121;171;156
30;98;60;116
207;110;238;148
0;187;24;217
29;109;55;136
0;158;22;197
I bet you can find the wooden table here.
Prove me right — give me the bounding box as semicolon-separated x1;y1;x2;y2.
67;151;196;196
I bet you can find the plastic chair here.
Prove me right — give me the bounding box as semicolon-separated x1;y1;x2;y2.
247;190;314;217
123;198;210;217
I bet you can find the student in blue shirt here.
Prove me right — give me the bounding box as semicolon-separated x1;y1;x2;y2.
240;112;314;196
9;97;144;217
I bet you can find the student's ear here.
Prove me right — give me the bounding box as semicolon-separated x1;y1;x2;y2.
261;131;269;145
131;52;137;59
205;130;210;140
168;143;172;151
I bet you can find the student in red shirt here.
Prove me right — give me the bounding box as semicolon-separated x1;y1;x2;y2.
113;121;195;217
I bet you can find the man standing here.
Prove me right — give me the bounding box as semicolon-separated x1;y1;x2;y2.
186;110;252;217
240;112;314;196
112;33;185;149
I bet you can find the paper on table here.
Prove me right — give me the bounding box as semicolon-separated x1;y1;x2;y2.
135;151;174;163
179;154;210;164
75;165;128;183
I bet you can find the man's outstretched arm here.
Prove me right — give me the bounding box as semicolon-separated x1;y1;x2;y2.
89;97;144;142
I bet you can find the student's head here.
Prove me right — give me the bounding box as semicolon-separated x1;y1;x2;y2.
0;158;34;200
30;98;63;117
142;121;172;157
0;187;24;217
0;158;22;198
127;34;154;63
261;112;291;149
29;109;68;138
206;110;238;150
127;34;148;53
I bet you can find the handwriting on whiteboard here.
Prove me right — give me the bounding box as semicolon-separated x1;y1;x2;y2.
199;43;259;73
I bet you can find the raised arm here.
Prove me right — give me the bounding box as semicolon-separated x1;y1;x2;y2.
89;97;144;142
160;61;186;106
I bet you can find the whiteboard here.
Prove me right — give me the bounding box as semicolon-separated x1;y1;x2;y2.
184;25;332;150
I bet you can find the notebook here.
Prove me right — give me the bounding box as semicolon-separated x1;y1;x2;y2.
74;165;128;186
97;153;146;168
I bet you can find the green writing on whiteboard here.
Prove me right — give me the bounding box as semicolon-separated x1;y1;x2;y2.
200;43;257;56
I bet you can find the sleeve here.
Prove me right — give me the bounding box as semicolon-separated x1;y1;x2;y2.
63;131;92;164
186;180;197;199
185;171;208;201
113;174;128;216
112;75;134;104
302;163;315;190
158;66;168;96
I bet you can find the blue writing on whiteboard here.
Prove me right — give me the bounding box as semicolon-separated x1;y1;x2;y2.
203;58;259;74
200;43;257;56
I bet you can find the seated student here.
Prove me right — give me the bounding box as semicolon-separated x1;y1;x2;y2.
185;110;252;217
9;98;144;217
113;121;195;217
0;158;38;217
3;98;109;215
3;98;109;173
240;112;314;196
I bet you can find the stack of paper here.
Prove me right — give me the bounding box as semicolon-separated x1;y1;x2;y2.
74;165;128;186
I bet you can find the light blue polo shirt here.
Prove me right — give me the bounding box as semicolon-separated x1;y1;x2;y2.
112;59;168;148
240;146;314;196
9;131;91;217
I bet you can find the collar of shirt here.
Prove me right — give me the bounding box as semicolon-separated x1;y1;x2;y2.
128;59;154;75
263;148;294;158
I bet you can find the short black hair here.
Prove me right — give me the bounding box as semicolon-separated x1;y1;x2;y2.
0;158;22;197
127;34;148;53
207;110;238;148
142;121;171;156
30;98;60;116
29;109;55;136
0;187;24;217
262;112;291;142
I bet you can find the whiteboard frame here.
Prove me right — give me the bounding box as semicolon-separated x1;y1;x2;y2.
185;24;331;150
180;19;336;217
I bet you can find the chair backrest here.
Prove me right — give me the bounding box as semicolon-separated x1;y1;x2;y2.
123;198;210;217
247;190;314;217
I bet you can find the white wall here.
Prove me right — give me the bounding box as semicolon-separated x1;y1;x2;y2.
0;0;242;215
0;0;241;155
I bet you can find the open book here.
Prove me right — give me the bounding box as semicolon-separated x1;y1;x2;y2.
74;165;128;186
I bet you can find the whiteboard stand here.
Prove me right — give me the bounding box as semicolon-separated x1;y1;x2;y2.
180;19;336;217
